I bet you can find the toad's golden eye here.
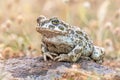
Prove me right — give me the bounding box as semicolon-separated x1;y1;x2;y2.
51;19;59;25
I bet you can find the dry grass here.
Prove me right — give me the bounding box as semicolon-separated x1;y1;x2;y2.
0;0;120;59
0;0;120;79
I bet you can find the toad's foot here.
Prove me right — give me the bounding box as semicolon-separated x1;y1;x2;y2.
43;52;57;61
54;54;70;62
95;59;104;64
80;56;91;60
55;45;83;62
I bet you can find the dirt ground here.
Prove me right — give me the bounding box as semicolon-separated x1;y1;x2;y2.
0;56;120;80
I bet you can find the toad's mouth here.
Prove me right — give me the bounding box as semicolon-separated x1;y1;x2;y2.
36;27;67;37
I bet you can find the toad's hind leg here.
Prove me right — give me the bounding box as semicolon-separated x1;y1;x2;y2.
90;46;105;64
41;43;57;61
54;45;83;62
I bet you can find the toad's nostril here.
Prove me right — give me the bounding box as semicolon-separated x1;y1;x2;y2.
37;17;43;24
37;15;46;23
37;17;40;23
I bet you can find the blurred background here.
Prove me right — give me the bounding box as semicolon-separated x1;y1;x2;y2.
0;0;120;65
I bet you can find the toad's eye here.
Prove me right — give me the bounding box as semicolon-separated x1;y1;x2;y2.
51;19;59;25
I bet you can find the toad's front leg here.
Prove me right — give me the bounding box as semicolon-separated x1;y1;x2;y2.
41;43;57;61
54;45;83;62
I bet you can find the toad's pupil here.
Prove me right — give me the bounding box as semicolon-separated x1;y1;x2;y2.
52;19;59;25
